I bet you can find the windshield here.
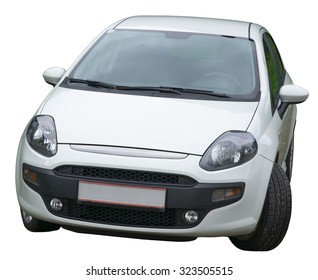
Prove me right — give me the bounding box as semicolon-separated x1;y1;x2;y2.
70;29;259;99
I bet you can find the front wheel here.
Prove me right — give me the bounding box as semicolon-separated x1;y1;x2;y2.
21;208;60;232
229;163;291;251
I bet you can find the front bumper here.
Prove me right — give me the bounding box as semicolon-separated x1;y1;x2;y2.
16;137;274;238
22;162;245;229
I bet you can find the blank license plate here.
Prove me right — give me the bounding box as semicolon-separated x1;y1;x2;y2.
78;181;166;209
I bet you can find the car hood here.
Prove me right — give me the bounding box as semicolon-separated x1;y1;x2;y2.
40;87;258;155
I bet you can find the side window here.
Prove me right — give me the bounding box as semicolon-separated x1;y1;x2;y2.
263;33;285;113
265;34;284;80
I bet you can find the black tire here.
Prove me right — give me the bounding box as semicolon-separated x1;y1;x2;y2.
229;163;291;251
21;208;60;232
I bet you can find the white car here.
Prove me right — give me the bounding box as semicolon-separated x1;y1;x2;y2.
16;16;308;251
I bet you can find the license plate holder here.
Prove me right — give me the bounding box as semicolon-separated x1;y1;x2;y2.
78;181;166;209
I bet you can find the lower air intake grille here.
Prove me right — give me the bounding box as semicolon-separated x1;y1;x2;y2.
54;165;196;186
45;197;203;228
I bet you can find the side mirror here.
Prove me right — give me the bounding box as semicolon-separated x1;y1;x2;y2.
43;67;66;86
279;84;309;104
278;84;309;118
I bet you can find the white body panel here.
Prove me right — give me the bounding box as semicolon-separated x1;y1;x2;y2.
40;87;258;155
116;16;250;37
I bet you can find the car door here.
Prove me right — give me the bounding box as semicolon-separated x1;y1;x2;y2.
263;32;296;173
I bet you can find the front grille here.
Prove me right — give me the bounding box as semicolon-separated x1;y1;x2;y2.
45;197;203;228
54;165;197;186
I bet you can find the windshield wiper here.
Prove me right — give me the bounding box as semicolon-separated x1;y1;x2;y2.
67;78;183;94
173;87;231;98
67;78;117;89
115;85;230;98
114;85;183;95
67;79;231;98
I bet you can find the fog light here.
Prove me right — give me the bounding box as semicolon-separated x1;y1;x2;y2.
50;198;63;211
183;210;199;224
212;187;242;202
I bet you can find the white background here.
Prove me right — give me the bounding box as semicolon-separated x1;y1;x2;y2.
1;0;317;279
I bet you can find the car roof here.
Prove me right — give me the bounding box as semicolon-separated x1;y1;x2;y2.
113;16;254;38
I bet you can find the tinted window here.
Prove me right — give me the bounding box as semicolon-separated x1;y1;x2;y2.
263;33;285;111
265;33;284;81
264;40;280;109
71;29;259;99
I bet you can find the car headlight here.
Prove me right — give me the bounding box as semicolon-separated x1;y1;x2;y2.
200;131;257;171
26;115;57;157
